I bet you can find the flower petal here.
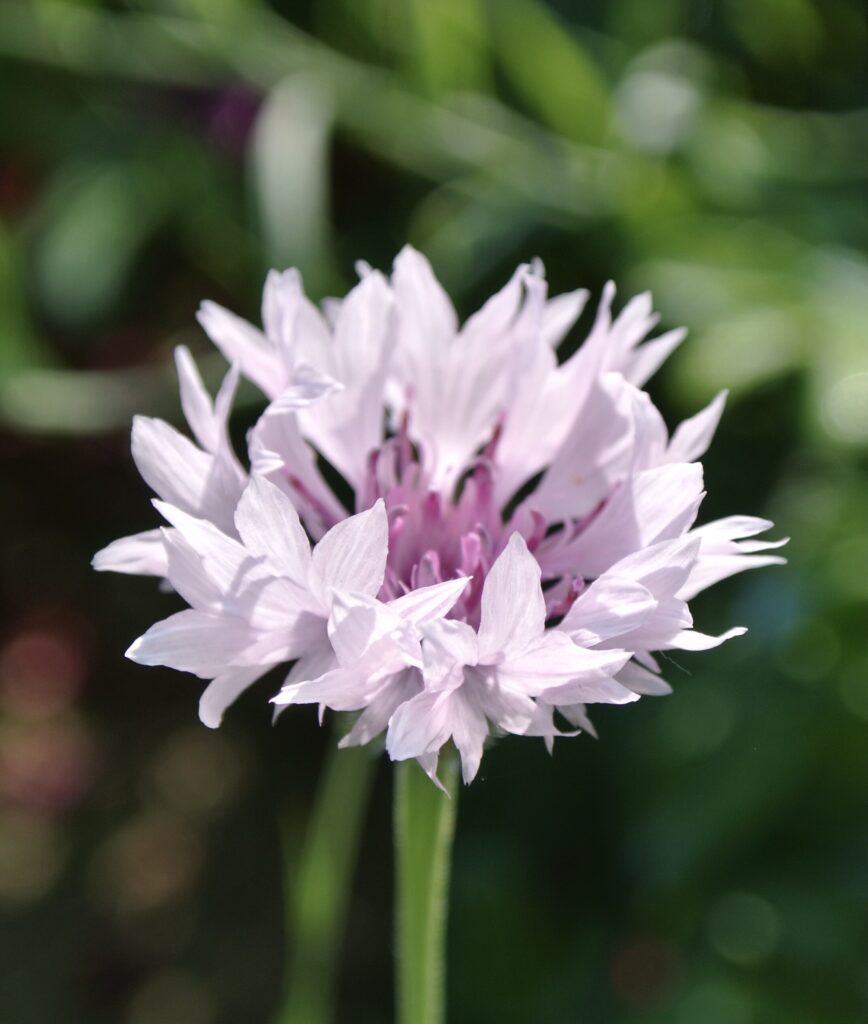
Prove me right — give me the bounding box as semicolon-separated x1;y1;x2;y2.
92;529;168;577
386;689;454;763
197;300;282;398
617;660;672;696
389;576;471;625
421;619;478;690
175;345;223;453
131;415;242;533
248;405;345;539
477;533;545;663
449;687;489;784
199;665;269;728
679;517;787;600
339;669;422;747
126;610;258;678
310;499;388;602
542;462;705;579
561;578;657;646
498;631;630;697
234;475;312;586
327;591;418;669
666;391;728;464
666;626;747;651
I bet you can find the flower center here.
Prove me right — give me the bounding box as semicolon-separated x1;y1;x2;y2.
359;417;586;627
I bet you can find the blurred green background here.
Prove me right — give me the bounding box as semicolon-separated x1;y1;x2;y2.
1;1;868;1022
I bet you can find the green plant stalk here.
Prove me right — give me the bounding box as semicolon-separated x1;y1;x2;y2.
394;751;460;1024
274;735;376;1024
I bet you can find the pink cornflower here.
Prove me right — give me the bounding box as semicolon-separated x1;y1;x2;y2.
95;248;785;784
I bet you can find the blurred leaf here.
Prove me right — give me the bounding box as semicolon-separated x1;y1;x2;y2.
0;223;52;376
250;75;338;293
0;350;263;434
0;365;166;433
31;162;166;329
611;0;692;46
404;0;491;97
494;0;611;145
0;0;218;85
725;0;824;66
675;302;804;399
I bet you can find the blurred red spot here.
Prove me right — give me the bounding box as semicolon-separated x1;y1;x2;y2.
0;624;87;718
0;159;37;218
610;936;680;1009
0;719;96;815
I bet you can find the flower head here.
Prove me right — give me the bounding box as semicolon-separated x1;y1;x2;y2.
95;247;785;784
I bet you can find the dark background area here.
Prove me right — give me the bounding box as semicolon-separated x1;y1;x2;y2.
1;1;868;1022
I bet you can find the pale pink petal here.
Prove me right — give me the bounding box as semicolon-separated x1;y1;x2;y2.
617;660;672;696
260;267;331;371
415;752;450;793
448;687;489;784
272;641;337;719
421;619;478;690
545;673;640;707
679;516;787;600
162;528;224;610
131;415;214;511
529;374;636;522
389;577;471;625
520;700;580;753
623;328;686;386
468;670;536;735
131;415;242;534
126;610;258;678
566;536;700;651
327;592;418;668
298;271;394;488
310;499;388;602
157;501;318;628
265;364;343;417
175;345;223;453
477;533;546;662
154;501;255;592
498;632;630;697
666;391;728;464
248;406;345;539
542;288;589;347
386;689;454;763
235;611;328;666
199;665;270;728
459;263;528;347
560;578;657;646
542;462;705;579
392;245;458;350
234;475;312;586
666;626;747;651
627;385;670;472
92;529;168;577
283;642;336;687
197;300;282;398
680;553;787;601
559;703;599;737
275;664;379;710
608;594;693;652
339;669;422;748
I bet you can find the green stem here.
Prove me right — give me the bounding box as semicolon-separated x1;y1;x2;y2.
274;735;376;1024
394;752;460;1024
